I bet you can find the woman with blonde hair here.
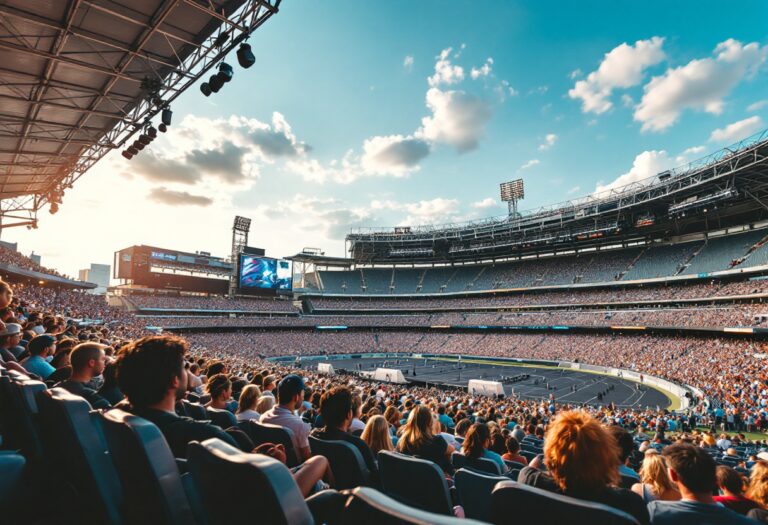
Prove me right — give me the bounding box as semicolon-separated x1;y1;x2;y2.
631;450;680;502
397;405;454;474
255;394;275;414
519;410;649;524
361;414;394;454
235;384;261;422
747;460;768;508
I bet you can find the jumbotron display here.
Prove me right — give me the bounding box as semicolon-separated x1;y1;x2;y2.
239;255;292;291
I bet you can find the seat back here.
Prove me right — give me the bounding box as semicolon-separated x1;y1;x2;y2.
452;451;502;475
36;388;123;525
187;438;314;525
454;468;508;522
520;450;538;463
8;376;46;460
205;407;237;429
341;487;486;525
619;474;637;489
377;451;452;516
489;481;640;525
0;451;26;510
99;409;198;525
180;400;208;420
240;421;299;467
309;436;370;489
503;459;526;471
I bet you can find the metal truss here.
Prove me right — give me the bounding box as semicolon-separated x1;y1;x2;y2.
0;0;281;229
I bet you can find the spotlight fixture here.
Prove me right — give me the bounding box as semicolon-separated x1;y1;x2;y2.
209;74;224;93
50;202;59;214
217;62;234;83
200;82;211;96
159;123;168;133
121;150;134;160
133;140;145;151
214;32;229;48
237;43;256;68
161;108;173;126
138;134;151;145
147;126;157;138
127;146;139;155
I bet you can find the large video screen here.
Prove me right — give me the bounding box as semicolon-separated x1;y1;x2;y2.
239;256;292;291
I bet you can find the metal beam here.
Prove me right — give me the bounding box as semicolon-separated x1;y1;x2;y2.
0;92;134;120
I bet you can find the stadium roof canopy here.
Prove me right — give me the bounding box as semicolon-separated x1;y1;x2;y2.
0;0;280;228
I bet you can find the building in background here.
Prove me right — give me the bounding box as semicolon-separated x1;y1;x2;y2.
79;263;110;294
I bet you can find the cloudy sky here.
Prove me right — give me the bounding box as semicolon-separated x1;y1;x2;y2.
6;0;768;277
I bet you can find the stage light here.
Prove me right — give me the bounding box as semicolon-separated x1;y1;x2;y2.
147;126;157;138
237;44;255;68
133;140;145;151
138;134;151;145
216;62;234;83
127;146;139;155
162;108;172;126
159;123;168;133
121;150;133;160
50;202;58;214
200;82;212;96
209;74;224;93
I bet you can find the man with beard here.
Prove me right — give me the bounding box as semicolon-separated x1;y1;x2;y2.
115;335;240;458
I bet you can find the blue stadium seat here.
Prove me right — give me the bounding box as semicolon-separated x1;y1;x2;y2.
309;436;371;489
36;388;123;525
451;452;502;475
187;437;340;525
204;407;237;429
0;451;25;513
489;480;640;525
454;468;508;521
377;451;453;516
99;409;201;525
341;487;486;525
237;420;299;467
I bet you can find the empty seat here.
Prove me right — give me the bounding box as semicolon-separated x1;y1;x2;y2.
341;486;486;525
0;451;25;511
489;480;640;525
99;409;200;525
187;437;317;525
36;388;123;525
238;420;299;467
452;452;502;475
454;468;508;522
377;451;453;516
309;436;371;489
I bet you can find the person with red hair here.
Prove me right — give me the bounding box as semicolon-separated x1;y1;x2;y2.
519;410;649;524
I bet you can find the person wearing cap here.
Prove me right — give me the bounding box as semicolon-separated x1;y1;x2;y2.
20;334;56;380
260;374;312;461
55;342;110;409
0;322;23;362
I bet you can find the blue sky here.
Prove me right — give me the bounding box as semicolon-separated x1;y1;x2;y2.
6;0;768;276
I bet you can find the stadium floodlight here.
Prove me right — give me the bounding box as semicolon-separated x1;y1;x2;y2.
233;215;252;232
161;108;173;126
500;179;525;216
200;82;212;96
138;134;151;145
147;126;157;138
121;150;133;160
127;146;139;156
159;123;168;133
237;43;256;68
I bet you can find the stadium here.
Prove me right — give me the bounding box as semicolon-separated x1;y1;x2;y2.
2;1;768;524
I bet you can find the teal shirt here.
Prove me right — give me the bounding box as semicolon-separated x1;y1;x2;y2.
22;355;55;380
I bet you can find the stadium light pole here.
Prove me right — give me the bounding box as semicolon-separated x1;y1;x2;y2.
500;179;525;217
229;215;251;298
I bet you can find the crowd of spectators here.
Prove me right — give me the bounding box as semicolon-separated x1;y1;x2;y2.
0;244;72;279
126;294;298;312
5;274;768;524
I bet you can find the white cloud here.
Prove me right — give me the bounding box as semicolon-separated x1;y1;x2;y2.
148;187;213;207
360;134;430;176
682;145;706;156
709;116;763;143
470;58;493;79
569;69;583;79
569;37;665;114
472;197;498;209
538;133;558;151
595;150;674;194
567;186;581;195
416;87;492;152
748;99;768;111
520;159;540;170
403;55;414;72
372;197;461;225
428;47;465;87
635;39;768;131
621;94;634;108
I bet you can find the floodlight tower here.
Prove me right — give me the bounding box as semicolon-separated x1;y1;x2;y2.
229;215;251;297
500;179;525;217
